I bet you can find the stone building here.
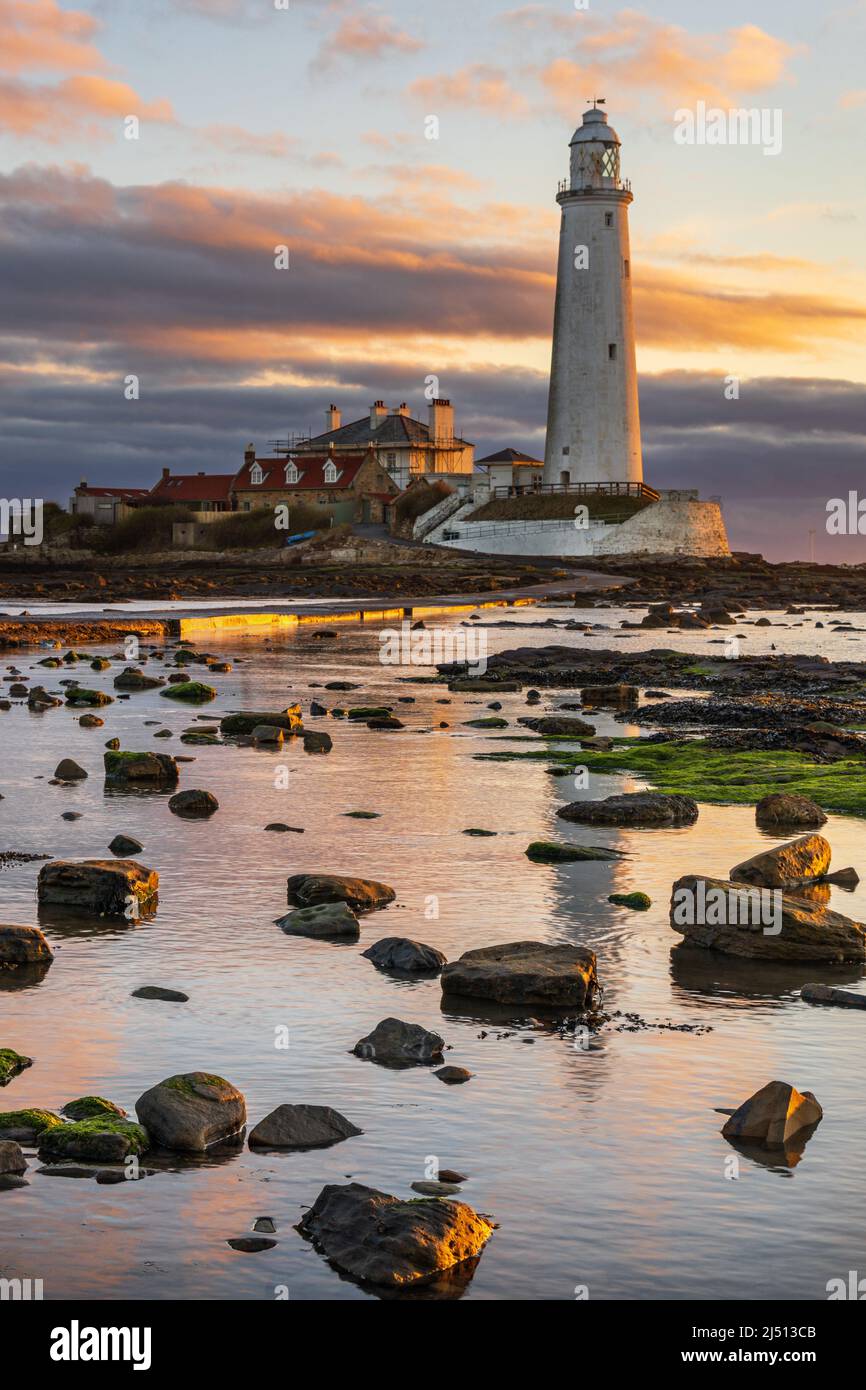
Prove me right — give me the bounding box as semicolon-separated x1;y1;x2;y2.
231;446;400;524
284;399;473;490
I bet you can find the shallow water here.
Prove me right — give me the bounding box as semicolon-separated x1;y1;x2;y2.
1;603;865;1300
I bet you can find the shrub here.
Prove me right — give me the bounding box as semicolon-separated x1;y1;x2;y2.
90;504;193;554
394;480;452;526
208;502;332;549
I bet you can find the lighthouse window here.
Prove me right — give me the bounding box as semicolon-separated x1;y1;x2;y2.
604;212;613;227
623;258;630;277
602;148;619;179
608;343;617;360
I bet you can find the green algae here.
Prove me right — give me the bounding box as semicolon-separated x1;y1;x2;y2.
479;738;866;817
61;1096;125;1120
160;681;217;702
608;892;652;910
0;1108;62;1136
0;1049;32;1084
39;1116;148;1160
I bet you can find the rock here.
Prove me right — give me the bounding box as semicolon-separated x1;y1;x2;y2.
168;789;219;818
0;1049;32;1085
801;983;866;1010
303;730;332;754
580;684;639;705
54;758;87;781
61;811;82;821
525;841;623;863
79;714;103;728
264;823;303;833
824;867;860;889
670;874;866;960
227;1237;277;1253
411;1179;462;1195
362;937;447;974
608;892;651;910
135;1072;246;1152
65;687;113;707
159;681;217;703
39;1118;149;1162
367;716;404;730
104;751;179;785
0;1109;61;1142
721;1080;822;1148
434;1066;472;1084
755;794;827;829
220;707;302;736
353;1017;444;1066
558;792;699;827
276;903;360;939
519;715;595;736
37;859;158;915
347;706;392;720
248;1104;362;1150
441;941;598;1007
296;1182;494;1288
286;874;395;913
463;716;508;728
61;1096;126;1120
0;1140;27;1175
113;668;164;691
462;828;496;837
132;985;189;1002
250;724;284;745
108;834;143;856
0;924;53;967
730;833;831;889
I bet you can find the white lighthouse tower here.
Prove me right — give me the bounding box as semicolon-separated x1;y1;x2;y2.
543;103;643;487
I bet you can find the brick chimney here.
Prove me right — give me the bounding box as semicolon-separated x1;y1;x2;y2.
428;398;454;443
326;404;341;431
244;444;255;467
394;402;409;416
161;467;170;481
370;400;388;430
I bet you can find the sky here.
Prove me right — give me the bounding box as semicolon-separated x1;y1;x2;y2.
1;0;865;560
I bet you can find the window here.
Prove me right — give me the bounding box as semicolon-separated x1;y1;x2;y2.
604;212;613;227
562;446;570;456
386;452;396;467
324;460;338;484
623;258;630;277
608;343;617;360
560;470;570;487
601;147;619;180
250;463;263;485
284;461;298;485
243;502;251;512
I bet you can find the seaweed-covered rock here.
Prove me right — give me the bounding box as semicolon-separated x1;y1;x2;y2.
159;682;217;703
441;940;598;1007
0;1049;32;1085
37;859;158;915
65;688;113;707
113;668;164;691
608;892;651;910
220;707;302;736
721;1080;822;1148
286;874;395;913
519;715;595;737
104;750;179;785
730;834;831;889
135;1072;245;1152
303;730;332;754
296;1182;494;1288
557;792;699;828
61;1096;127;1120
0;924;53;968
353;1017;444;1066
525;841;623;863
39;1117;148;1162
276;902;360;939
0;1109;61;1142
362;937;447;974
248;1104;362;1150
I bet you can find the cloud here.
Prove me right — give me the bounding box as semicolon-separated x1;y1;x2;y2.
0;0;104;75
0;74;174;139
408;64;528;115
312;8;423;71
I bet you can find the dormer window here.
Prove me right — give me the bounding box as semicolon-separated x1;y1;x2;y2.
284;461;298;485
324;461;338;484
250;463;263;485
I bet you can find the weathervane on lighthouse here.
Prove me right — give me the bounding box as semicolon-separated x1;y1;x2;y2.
542;100;643;488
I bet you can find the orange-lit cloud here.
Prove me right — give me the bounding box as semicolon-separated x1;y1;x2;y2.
313;8;423;70
0;0;104;75
409;64;529;115
0;74;174;139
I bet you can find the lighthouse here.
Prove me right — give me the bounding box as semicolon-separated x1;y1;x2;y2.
543;103;643;487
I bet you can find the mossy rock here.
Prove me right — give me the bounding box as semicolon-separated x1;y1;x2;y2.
525;841;623;863
0;1108;62;1141
343;811;381;819
463;828;497;837
159;681;217;703
39;1116;149;1161
608;892;652;910
463;717;509;728
480;739;866;819
347;707;392;720
65;687;113;707
0;1048;32;1085
61;1095;127;1121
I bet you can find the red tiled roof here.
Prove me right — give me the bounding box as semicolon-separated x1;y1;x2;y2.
149;473;235;503
76;486;150;498
232;454;368;492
